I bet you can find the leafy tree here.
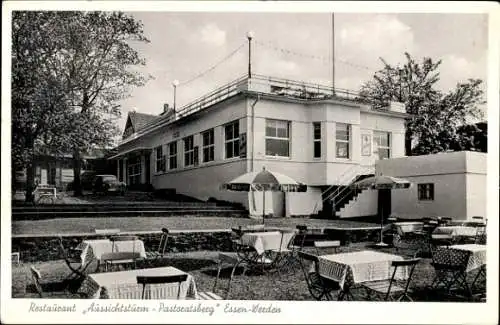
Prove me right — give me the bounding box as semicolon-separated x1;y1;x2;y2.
360;52;484;156
12;11;150;201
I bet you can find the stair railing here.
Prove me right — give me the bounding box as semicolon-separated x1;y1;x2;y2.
330;166;376;215
312;165;373;214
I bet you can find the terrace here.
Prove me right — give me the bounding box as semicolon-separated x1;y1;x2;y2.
119;74;405;145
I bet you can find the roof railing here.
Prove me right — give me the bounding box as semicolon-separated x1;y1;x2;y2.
120;75;395;145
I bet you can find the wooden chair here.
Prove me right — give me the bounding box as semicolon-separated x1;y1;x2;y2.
362;258;421;301
30;266;43;298
58;236;88;279
144;228;170;266
297;251;340;300
294;225;308;250
101;252;142;272
136;274;188;299
430;247;472;298
271;230;299;275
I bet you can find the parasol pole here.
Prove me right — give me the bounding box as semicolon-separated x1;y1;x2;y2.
262;189;266;224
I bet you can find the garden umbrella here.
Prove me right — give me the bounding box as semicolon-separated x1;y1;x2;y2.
351;174;412;246
221;167;307;224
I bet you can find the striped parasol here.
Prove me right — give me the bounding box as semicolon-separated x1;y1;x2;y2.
221;167;307;223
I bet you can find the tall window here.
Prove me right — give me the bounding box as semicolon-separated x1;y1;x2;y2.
418;183;434;201
202;129;215;163
168;141;177;170
128;155;141;185
313;122;321;158
155;145;165;173
184;136;194;167
336;123;350;158
373;131;391;160
266;119;290;157
225;121;240;159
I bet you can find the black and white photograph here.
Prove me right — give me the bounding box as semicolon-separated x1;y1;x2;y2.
1;1;499;324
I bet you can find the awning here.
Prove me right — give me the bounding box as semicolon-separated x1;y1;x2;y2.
107;147;151;160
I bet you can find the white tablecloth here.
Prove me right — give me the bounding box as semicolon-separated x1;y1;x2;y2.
433;226;478;237
394;222;424;233
448;244;486;272
240;231;294;255
80;239;147;265
78;266;198;299
317;251;408;290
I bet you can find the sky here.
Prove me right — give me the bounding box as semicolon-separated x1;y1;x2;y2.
118;12;488;132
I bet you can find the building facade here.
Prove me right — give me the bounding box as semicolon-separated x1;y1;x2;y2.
376;151;487;221
110;75;408;217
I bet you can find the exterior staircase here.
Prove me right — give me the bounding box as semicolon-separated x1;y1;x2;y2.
313;165;374;219
12;200;248;220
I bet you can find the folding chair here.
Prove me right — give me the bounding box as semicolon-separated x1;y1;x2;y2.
271;229;299;275
101;252;142;272
136;274;188;299
144;228;170;266
313;240;341;256
362;258;421;301
297;251;340;301
214;248;249;299
110;235;140;253
58;237;89;280
294;225;308;250
30;266;43;298
430;247;472;298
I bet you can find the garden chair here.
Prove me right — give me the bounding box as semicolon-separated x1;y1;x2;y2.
313;240;341;256
362;258;421;301
30;266;43;298
58;236;89;280
213;246;249;299
110;235;140;253
293;225;308;250
101;252;142;272
136;274;188;299
270;229;299;275
143;228;170;266
297;251;340;300
429;246;472;298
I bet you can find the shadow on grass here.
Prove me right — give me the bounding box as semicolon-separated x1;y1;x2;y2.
25;277;85;297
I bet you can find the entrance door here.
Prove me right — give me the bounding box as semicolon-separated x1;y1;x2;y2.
378;189;392;220
144;154;151;186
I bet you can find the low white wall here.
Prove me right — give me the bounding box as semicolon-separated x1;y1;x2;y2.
152;160;248;208
466;173;486;220
339;189;378;218
285;186;322;217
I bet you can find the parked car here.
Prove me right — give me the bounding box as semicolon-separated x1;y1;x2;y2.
92;175;126;195
66;171;98;191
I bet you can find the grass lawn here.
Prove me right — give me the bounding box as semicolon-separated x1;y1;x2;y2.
11;245;485;301
12;216;379;236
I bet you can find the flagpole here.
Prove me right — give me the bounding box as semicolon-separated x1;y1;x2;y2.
332;12;335;96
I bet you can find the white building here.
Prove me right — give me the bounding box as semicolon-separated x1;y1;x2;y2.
338;151;487;221
110;75;408;217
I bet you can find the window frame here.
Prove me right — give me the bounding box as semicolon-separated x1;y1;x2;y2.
154;145;165;173
168;141;177;170
418;183;435;201
127;155;141;185
335;123;350;159
224;121;240;159
183;135;195;167
313;122;321;159
202;128;215;163
265;119;291;158
373;130;391;160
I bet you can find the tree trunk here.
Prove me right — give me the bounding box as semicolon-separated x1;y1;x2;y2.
73;146;83;197
25;136;35;204
405;130;413;156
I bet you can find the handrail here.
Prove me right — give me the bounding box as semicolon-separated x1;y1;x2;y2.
329;166;375;210
118;74;385;147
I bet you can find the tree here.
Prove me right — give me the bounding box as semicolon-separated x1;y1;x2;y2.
360;52;484;156
12;11;150;202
